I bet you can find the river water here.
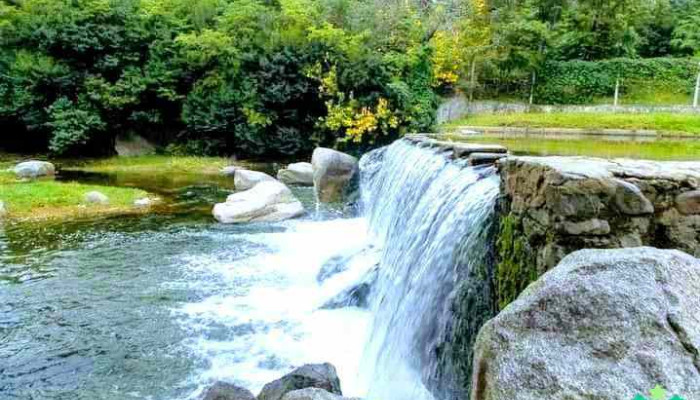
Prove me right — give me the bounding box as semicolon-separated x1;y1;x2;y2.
4;133;695;400
1;186;375;399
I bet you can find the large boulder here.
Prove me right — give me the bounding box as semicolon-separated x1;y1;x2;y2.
278;162;314;186
13;160;55;179
200;382;255;400
311;148;358;203
234;169;276;191
258;363;342;400
471;247;700;400
281;388;358;400
212;181;304;224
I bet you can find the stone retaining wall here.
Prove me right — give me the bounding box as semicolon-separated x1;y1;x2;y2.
495;156;700;309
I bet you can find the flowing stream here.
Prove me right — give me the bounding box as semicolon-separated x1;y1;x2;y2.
1;140;499;400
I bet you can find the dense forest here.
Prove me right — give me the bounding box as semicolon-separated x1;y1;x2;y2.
1;0;699;157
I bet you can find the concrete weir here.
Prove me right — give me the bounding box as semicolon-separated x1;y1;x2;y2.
403;134;508;166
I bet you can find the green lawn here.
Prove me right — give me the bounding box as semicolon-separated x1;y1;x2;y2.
443;112;700;135
66;155;231;175
0;171;149;221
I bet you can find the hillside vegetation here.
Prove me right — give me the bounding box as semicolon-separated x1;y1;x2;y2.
1;0;699;157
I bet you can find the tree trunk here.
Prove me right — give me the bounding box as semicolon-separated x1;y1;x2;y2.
469;59;477;103
529;70;537;106
614;77;620;108
694;61;700;109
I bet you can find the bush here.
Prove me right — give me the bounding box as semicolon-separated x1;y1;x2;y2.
536;58;698;104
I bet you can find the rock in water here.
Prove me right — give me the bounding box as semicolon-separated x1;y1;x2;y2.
471;247;700;400
212;181;304;224
281;388;359;400
201;382;255;400
311;148;358;203
258;363;342;400
278;162;314;186
13;160;56;179
234;169;276;191
84;191;109;205
220;166;239;177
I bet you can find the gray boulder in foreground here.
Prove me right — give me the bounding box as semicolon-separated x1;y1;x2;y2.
281;388;359;400
311;148;358;203
212;181;304;224
258;363;342;400
13;160;56;179
233;169;276;191
471;247;700;400
278;162;314;186
200;381;255;400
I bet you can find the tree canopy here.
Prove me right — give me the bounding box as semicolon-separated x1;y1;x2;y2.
0;0;697;156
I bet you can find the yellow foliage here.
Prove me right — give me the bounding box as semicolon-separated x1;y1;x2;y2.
324;98;400;143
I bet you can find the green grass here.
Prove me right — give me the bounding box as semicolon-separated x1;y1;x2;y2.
66;155;231;175
443;112;700;135
0;171;150;221
444;135;700;161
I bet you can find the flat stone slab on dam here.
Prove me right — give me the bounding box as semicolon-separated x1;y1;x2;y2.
403;134;508;163
501;156;700;182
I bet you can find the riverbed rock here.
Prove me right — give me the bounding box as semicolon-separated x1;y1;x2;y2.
471;247;700;400
278;162;314;186
201;382;255;400
234;169;276;191
281;388;358;400
258;363;342;400
13;160;55;179
312;148;358;203
115;134;156;156
84;191;109;205
221;166;240;177
321;266;377;310
212;181;304;224
134;197;158;207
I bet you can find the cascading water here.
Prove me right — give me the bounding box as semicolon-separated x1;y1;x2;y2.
1;138;499;400
358;139;500;400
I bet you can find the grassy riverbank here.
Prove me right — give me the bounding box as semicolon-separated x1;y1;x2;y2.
65;155;231;175
0;171;149;221
443;112;700;135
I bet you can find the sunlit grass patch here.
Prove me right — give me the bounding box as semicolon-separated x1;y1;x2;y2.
443;112;700;135
67;155;232;175
0;172;150;221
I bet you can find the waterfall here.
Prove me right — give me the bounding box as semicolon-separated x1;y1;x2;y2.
358;139;500;400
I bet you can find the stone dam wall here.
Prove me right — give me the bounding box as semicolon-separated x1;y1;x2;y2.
401;135;700;398
496;156;700;308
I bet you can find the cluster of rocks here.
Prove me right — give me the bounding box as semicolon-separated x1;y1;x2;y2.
213;148;359;224
200;363;359;400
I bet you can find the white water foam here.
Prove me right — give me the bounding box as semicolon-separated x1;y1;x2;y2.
174;218;376;399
